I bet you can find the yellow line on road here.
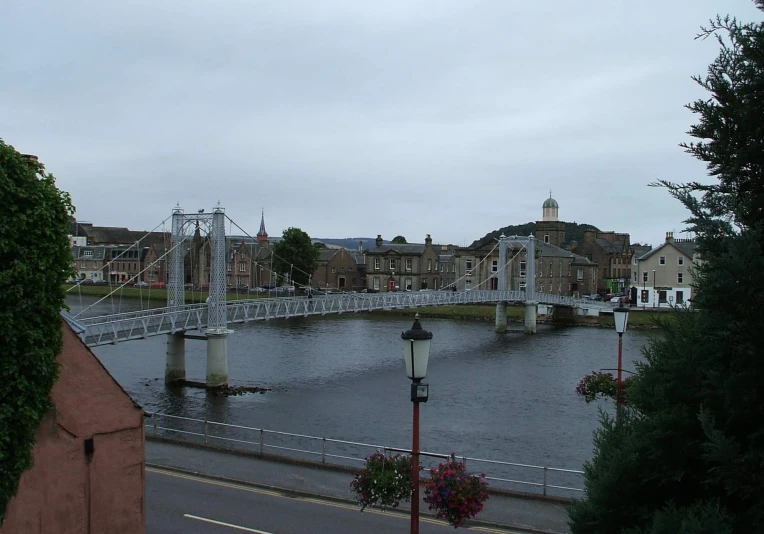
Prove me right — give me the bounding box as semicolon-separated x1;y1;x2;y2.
148;466;524;533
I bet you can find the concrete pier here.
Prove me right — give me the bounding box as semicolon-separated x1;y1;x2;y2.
206;331;229;387
165;332;187;384
524;301;538;335
495;302;508;333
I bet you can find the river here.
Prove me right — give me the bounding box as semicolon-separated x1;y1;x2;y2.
68;296;651;472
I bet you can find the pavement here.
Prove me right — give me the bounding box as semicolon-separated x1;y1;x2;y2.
146;438;573;533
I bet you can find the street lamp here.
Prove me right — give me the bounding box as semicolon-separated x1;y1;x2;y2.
652;269;656;308
613;306;630;412
401;314;432;534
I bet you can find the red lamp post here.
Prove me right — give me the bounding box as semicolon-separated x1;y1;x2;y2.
401;314;432;534
613;306;630;412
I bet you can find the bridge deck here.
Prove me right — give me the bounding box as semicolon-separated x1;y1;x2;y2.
70;290;608;347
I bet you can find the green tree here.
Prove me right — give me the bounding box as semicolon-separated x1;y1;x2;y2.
568;3;764;532
0;141;74;524
271;227;319;287
391;235;407;244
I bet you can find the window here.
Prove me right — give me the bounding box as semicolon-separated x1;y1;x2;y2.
659;290;667;303
633;272;637;282
389;259;395;270
373;278;380;290
490;278;498;290
427;259;432;272
340;267;345;273
84;250;93;258
227;263;232;272
659;256;666;265
405;258;412;271
239;262;246;272
440;263;444;272
331;267;336;274
633;257;637;264
374;258;380;270
405;278;412;290
577;268;584;281
93;262;97;269
676;291;684;304
678;257;684;266
643;271;648;283
520;261;527;277
519;282;526;290
465;259;472;274
677;273;683;284
491;260;498;273
80;261;86;269
465;280;472;290
452;264;455;273
544;234;549;244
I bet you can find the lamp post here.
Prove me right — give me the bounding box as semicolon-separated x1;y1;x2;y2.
652;269;656;309
613;306;630;415
401;314;432;534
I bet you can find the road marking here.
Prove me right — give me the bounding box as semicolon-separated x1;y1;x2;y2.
149;467;524;533
184;513;273;533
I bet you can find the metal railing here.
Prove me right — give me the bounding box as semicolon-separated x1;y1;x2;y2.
145;412;584;498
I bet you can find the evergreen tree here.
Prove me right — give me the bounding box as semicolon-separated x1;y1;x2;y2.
568;3;764;532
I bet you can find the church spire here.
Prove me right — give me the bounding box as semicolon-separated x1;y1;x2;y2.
257;209;268;243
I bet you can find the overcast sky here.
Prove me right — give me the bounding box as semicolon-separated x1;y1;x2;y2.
3;0;759;247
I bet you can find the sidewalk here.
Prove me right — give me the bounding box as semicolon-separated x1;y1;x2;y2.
146;437;572;533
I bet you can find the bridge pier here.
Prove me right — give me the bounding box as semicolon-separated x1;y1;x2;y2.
495;302;507;333
524;301;538;335
206;331;229;388
165;332;186;384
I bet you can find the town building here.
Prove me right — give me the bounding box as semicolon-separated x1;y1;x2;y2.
632;232;698;307
364;235;444;292
455;196;598;297
313;247;366;291
572;229;633;295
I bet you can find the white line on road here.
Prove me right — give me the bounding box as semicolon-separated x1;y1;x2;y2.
184;513;274;533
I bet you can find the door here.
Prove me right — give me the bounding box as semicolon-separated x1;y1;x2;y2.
338;277;346;289
388;279;396;291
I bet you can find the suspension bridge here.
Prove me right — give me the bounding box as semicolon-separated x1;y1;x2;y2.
63;205;610;387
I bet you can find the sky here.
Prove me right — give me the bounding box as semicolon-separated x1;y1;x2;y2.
2;0;760;248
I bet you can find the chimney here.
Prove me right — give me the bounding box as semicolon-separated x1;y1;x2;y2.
665;231;675;244
376;235;383;248
425;234;432;246
584;230;596;242
359;240;363;252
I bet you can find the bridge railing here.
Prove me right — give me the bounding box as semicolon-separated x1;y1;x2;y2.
145;412;584;498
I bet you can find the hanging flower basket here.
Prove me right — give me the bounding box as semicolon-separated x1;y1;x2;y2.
350;451;413;511
423;455;489;528
575;371;636;404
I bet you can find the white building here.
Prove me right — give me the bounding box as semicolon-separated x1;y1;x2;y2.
632;232;699;308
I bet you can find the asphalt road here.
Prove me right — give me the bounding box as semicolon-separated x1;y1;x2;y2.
147;467;523;534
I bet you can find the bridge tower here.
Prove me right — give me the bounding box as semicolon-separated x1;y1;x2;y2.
524;234;537;334
165;205;230;387
495;235;508;333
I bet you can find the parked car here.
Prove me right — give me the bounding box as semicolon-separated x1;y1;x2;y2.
150;282;166;289
135;281;150;288
249;287;266;293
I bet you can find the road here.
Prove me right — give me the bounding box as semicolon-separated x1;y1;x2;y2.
147;467;524;534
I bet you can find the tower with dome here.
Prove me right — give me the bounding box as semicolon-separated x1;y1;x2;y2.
535;192;566;247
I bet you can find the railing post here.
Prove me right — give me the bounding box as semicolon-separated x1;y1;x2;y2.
322;438;327;464
153;413;158;435
204;420;209;444
543;466;548;496
463;456;467;469
259;429;264;454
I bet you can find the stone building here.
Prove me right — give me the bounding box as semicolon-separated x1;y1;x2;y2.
455;195;598;296
1;323;145;534
573;229;633;295
364;235;444;292
313;247;366;291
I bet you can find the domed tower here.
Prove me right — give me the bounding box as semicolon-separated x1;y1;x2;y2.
535;192;566;247
542;193;559;221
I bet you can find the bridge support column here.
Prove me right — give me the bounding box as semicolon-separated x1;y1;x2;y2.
206;331;229;388
165;332;186;384
524;301;538;335
495;302;507;333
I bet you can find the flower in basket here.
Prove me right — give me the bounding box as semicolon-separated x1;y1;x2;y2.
575;371;636;404
350;451;413;511
423;455;489;528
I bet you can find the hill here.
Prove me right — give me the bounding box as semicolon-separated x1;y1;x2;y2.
470;221;600;248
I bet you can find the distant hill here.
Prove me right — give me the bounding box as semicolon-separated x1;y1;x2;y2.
471;222;600;248
312;237;385;251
